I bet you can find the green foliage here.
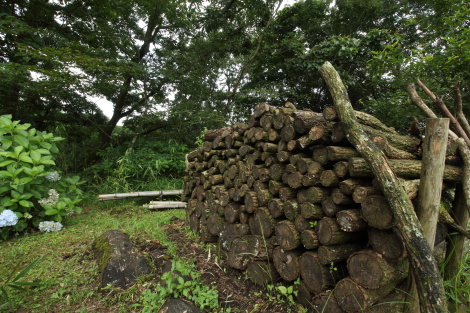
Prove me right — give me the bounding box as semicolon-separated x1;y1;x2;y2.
139;260;219;312
195;127;208;148
0;256;43;311
265;279;300;310
86;137;188;193
0;115;83;239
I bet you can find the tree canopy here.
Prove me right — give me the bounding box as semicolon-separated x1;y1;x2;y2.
1;0;468;168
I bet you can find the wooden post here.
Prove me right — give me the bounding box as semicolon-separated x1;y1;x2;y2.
319;61;448;313
444;185;469;312
416;118;449;248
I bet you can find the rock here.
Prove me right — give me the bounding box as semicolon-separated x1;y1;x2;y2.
92;230;151;287
158;298;203;313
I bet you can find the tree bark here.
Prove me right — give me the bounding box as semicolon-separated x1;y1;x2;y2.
320;61;447;312
349;157;462;182
416;118;449;247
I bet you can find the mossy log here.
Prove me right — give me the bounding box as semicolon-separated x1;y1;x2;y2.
300;202;325;219
312;291;346;313
246;260;280;286
317;243;363;265
321;196;346;217
227;235;270;270
272;246;302;282
334;277;401;313
361;195;395;230
347;249;408;289
275;220;301;251
368;228;406;261
248;207;275;238
349;157;462;182
316;217;358;245
300;229;320;250
336;209;368;232
300;251;343;293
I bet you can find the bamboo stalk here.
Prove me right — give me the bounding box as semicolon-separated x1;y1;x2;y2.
143;201;187;209
98;190;183;201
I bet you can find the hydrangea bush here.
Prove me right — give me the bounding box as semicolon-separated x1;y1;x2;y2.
0;115;84;239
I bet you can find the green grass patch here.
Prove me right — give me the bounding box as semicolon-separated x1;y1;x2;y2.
0;201;185;312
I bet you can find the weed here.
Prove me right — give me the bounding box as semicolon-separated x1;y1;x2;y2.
139;259;219;312
0;256;43;311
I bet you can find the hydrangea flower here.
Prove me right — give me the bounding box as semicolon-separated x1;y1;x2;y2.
0;210;18;227
24;212;33;219
38;189;60;207
45;171;61;182
38;221;63;232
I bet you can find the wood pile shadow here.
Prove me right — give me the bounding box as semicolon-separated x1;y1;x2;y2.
182;102;463;313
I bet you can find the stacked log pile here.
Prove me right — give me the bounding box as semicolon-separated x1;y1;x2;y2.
183;103;462;312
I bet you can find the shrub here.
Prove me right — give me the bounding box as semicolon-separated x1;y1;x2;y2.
87;137;189;193
0;115;83;239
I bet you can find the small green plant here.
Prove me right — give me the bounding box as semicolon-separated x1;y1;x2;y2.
329;262;338;274
195;127;208;147
309;221;318;228
0;115;84;239
0;256;43;310
266;279;300;309
139;260;219;312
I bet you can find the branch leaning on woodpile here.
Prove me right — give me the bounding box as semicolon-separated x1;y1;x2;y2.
319;62;448;313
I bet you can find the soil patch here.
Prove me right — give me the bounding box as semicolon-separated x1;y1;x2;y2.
137;217;296;313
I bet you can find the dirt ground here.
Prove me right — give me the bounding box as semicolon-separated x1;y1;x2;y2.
136;217;296;313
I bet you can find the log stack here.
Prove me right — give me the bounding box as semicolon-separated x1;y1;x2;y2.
183;103;462;312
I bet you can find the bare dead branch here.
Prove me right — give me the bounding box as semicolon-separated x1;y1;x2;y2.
453;82;470;138
406;83;438;118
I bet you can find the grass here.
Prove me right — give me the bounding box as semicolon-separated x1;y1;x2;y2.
0;200;185;312
1;198;469;313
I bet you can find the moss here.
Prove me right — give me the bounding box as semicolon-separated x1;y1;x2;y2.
92;237;113;273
